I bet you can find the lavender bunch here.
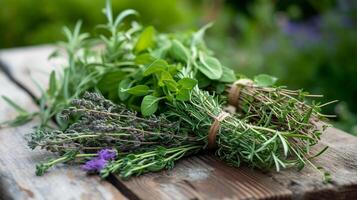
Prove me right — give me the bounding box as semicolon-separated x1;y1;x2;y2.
32;92;203;175
29;92;197;154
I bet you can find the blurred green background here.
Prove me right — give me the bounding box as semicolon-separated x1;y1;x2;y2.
0;0;356;135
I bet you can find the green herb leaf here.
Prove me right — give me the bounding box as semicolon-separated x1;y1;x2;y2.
176;89;190;101
135;53;156;65
1;113;36;127
123;85;149;96
118;79;132;101
48;71;57;96
113;9;138;28
219;66;236;83
192;23;213;46
141;95;161;116
215;83;226;94
178;78;197;90
143;59;168;76
254;74;278;87
134;26;155;53
98;70;126;101
163;80;178;92
2;96;28;114
170;40;189;62
196;71;211;88
197;53;223;80
159;71;173;86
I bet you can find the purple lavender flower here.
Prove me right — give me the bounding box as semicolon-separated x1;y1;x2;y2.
97;148;117;160
81;158;107;171
81;148;117;172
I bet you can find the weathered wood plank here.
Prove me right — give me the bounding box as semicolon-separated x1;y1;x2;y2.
0;50;126;200
2;45;357;200
112;155;292;200
113;125;357;200
268;126;357;200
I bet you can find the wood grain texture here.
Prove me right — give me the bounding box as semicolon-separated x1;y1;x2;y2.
1;45;357;200
114;125;357;200
0;49;126;200
268;126;357;200
113;155;292;200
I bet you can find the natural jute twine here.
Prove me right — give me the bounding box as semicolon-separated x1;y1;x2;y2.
207;111;230;149
228;79;254;108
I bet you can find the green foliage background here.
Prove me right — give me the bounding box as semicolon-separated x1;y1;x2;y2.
0;0;356;135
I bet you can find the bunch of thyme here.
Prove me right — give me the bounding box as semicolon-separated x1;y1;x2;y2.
226;79;337;144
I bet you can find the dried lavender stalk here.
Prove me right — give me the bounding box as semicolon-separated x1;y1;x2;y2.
29;92;198;154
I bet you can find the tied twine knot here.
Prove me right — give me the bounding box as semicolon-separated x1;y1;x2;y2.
207;111;230;149
207;79;253;149
228;78;254;108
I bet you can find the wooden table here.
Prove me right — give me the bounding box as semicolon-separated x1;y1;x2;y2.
0;45;356;200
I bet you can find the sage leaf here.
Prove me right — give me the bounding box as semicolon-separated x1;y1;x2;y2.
196;71;211;88
176;89;190;101
159;71;173;86
143;59;168;76
123;85;149;96
254;74;278;87
134;26;155;53
197;53;223;80
178;78;197;90
135;53;156;65
219;66;236;83
141;95;161;116
118;79;132;101
170;39;189;62
163;80;178;92
192;23;213;46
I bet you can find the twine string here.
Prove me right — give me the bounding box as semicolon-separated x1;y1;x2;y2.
207;111;230;149
228;79;253;108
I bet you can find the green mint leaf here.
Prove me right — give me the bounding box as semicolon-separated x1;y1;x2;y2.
178;78;197;90
219;66;236;83
159;71;173;87
143;59;168;76
123;85;149;96
134;26;155;53
170;39;189;63
163;80;178;92
141;95;162;116
135;53;156;65
176;89;190;101
118;79;132;101
197;53;223;80
196;71;211;88
254;74;278;87
216;83;226;94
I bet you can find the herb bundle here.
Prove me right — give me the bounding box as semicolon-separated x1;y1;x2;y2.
4;0;332;182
